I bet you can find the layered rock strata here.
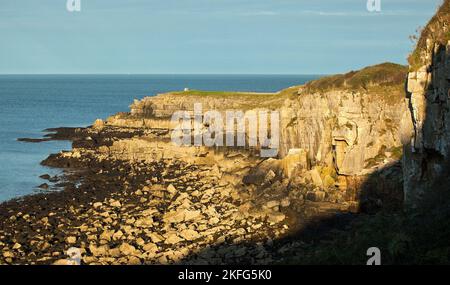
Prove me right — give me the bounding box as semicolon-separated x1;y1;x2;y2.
403;1;450;206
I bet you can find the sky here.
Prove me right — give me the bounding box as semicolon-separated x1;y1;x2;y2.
0;0;444;74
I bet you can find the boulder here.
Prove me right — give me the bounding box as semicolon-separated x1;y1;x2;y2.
306;191;326;202
179;229;201;241
309;168;323;187
66;236;77;244
282;148;308;178
267;212;285;224
89;244;109;257
165;233;183;245
119;243;139;256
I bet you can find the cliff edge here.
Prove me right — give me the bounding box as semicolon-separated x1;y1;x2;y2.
404;0;450;206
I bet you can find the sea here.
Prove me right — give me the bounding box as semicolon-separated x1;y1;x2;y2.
0;74;320;202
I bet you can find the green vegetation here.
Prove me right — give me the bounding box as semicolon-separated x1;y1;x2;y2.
389;146;403;160
159;62;408;108
170;90;276;97
408;0;450;70
277;85;303;100
164;62;408;106
165;87;301;110
302;62;407;94
365;154;386;169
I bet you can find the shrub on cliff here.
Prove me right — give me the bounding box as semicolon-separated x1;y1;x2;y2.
301;62;407;95
408;0;450;70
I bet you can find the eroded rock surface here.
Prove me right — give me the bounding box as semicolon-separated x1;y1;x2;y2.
403;1;450;206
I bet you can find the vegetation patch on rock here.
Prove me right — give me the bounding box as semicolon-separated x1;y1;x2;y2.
408;0;450;70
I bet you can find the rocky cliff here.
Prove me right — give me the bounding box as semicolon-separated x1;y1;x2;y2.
280;63;408;177
96;63;409;211
108;65;407;179
403;0;450;206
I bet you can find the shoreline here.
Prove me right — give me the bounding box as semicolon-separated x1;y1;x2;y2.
0;117;353;265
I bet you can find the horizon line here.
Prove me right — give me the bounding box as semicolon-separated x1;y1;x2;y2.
0;73;328;76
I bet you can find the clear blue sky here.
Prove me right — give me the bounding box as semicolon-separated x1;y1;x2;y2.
0;0;443;74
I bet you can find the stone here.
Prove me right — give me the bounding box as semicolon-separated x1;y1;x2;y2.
163;209;185;223
179;229;201;241
92;119;105;130
309;168;323;187
280;197;290;207
147;232;164;243
306;191;326;202
167;184;177;195
208;217;220;225
38;183;49;190
282;148;308;178
142;243;158;253
112;230;124;240
119;243;138;256
100;230;114;242
3;251;14;258
243;159;281;185
322;175;336;188
127;256;141;265
89;244;109;257
184;210;201;221
265;200;280;209
39;174;51;180
110;200;121;208
267;212;285;224
165;233;183;245
136;217;153;227
53;259;79;265
66;236;77;244
264;170;276;183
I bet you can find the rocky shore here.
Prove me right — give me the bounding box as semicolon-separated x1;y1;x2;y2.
0;119;357;265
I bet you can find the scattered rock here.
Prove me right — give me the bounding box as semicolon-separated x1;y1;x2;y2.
66;237;77;244
165;233;183;245
184;210;201;222
119;243;138;256
306;191;326;202
39;174;51;180
267;212;285;224
110;200;122;208
38;183;49;190
179;229;201;241
167;184;177;195
89;244;109;257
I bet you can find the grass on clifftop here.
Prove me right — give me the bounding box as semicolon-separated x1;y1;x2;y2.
300;63;408;103
408;0;450;70
170;90;276;97
161;62;408;107
302;63;407;93
165;89;290;110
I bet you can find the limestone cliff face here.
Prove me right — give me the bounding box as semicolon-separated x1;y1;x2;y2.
129;91;284;118
106;90;285;130
403;1;450;205
104;68;408;184
280;67;409;178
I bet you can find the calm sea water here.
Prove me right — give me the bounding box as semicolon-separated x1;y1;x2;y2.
0;74;320;202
